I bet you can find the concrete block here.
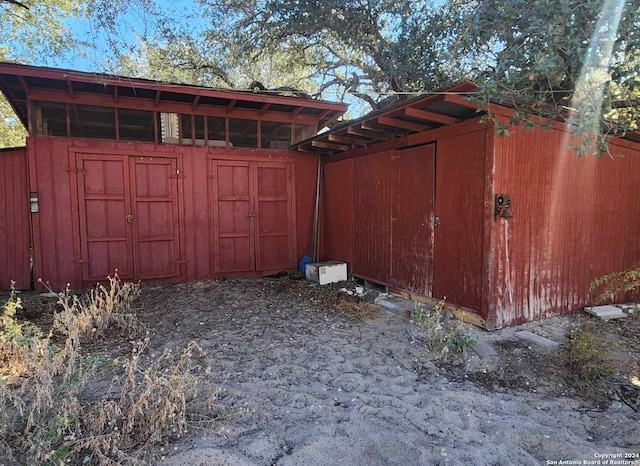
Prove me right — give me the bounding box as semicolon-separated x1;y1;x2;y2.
472;341;497;358
514;330;561;351
583;305;627;320
374;298;399;311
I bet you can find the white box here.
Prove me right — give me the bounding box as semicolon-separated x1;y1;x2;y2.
305;261;347;285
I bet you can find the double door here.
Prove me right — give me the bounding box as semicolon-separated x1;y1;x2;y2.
209;160;295;273
76;154;182;283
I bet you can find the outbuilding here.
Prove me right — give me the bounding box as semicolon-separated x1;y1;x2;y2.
0;63;345;291
294;85;640;329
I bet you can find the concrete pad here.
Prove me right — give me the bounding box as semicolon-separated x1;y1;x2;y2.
514;330;561;351
472;341;498;358
583;305;627;320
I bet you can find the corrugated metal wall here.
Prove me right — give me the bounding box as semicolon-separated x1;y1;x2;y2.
353;151;393;284
29;136;317;289
488;120;640;328
432;130;487;313
320;158;354;265
0;148;30;289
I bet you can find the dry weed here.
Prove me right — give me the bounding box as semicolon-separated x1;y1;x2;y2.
336;299;382;320
1;273;224;465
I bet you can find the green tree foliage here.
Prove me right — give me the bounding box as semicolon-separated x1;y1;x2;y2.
0;96;26;148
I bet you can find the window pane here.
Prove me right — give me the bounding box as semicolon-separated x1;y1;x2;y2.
39;102;67;136
118;109;155;142
229;118;257;148
261;121;291;149
69;105;116;139
181;114;193;144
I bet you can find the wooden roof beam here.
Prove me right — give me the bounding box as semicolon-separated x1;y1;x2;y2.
67;80;75;99
361;122;401;135
404;107;460;125
154;90;161;107
442;94;481;109
113;86;119;103
377;116;426;132
311;140;349;151
346;126;392;140
226;99;236;113
328;134;367;147
17;76;29;95
192;95;200;110
290;106;304;117
259;103;272;116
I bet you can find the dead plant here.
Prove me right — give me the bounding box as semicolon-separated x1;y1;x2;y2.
1;273;225;465
336;299;382;320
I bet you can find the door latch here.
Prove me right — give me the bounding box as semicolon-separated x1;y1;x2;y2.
126;215;134;223
432;216;440;226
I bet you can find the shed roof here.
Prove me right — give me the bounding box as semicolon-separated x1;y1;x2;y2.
292;82;640;155
0;62;347;129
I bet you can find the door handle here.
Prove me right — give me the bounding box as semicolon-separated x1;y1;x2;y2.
126;215;134;223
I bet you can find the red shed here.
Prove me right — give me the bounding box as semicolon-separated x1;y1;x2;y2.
0;63;346;290
294;85;640;329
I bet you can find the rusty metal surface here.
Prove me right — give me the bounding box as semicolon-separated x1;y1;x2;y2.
389;145;435;295
488;121;640;328
0;148;30;289
432;130;486;311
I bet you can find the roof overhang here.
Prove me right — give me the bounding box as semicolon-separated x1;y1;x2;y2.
292;82;482;155
0;62;347;129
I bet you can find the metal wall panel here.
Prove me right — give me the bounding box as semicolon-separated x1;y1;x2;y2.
320;158;354;265
389;145;435;295
488;121;640;328
0;148;30;289
433;130;487;312
353;151;393;284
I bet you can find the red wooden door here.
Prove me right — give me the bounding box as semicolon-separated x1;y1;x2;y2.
77;154;181;283
211;161;256;273
390;145;435;295
432;132;485;310
255;162;295;271
210;159;295;273
77;154;134;282
129;157;181;279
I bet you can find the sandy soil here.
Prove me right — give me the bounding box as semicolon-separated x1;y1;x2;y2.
93;277;637;466
8;277;639;465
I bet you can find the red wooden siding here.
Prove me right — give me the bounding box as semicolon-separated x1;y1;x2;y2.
389;145;435;295
353;151;393;284
320;158;354;265
432;130;487;312
29;136;317;290
488;121;640;328
0;148;30;289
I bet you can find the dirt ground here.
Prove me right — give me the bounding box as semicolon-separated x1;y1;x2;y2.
12;277;640;465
